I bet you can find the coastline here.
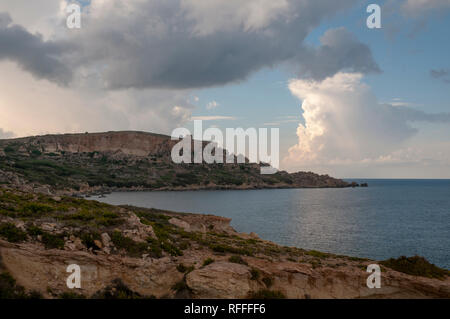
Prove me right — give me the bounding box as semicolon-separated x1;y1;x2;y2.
0;186;448;299
79;182;366;198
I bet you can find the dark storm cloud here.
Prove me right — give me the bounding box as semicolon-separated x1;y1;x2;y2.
296;28;381;80
0;12;72;85
0;1;380;90
430;68;450;83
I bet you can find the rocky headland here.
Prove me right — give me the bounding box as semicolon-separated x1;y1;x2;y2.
0;131;353;197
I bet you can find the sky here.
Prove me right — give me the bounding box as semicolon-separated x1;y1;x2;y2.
0;0;450;178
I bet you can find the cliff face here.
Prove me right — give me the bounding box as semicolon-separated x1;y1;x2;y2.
3;131;178;157
0;131;350;194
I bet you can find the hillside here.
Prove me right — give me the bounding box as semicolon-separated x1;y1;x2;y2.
0;188;448;299
0;131;351;195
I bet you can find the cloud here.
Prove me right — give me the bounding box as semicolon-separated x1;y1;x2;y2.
0;1;381;143
0;0;379;90
191;116;236;121
387;98;415;107
0;61;194;138
430;68;450;83
0;128;15;139
401;0;450;16
206;101;219;110
0;12;72;85
295;28;381;80
72;0;366;89
382;0;450;37
283;72;450;171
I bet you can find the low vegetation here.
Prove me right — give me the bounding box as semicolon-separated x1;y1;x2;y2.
228;255;248;265
381;256;449;279
202;258;215;267
0;223;27;243
250;268;260;281
0;190;123;227
92;279;152;299
0;272;41;299
176;263;194;273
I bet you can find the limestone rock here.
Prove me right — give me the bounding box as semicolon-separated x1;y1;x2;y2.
186;262;251;298
123;213;156;242
34;186;51;195
168;218;191;231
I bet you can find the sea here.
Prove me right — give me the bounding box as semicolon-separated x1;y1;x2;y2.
95;179;450;269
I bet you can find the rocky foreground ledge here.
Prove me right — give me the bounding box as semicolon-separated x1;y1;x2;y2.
0;187;448;299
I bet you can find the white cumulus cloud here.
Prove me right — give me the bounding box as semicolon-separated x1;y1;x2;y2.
283;72;450;176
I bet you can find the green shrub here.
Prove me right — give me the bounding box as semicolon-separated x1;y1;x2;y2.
228;255;248;265
80;231;101;250
381;256;449;279
23;203;54;215
209;244;253;256
92;279;146;299
0;223;27;243
41;232;65;249
25;225;64;250
30;149;42;157
145;238;163;258
3;146;16;153
250;268;260;280
262;276;273;288
0;272;41;299
176;264;194;273
110;231;149;257
305;250;329;258
171;279;190;293
160;240;183;257
202;258;215;267
26;225;43;237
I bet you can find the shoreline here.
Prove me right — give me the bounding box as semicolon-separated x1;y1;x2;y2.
0;186;448;299
78;182;367;197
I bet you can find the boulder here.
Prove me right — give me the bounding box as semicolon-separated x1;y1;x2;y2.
168;218;191;231
123;213;156;242
186;262;251;298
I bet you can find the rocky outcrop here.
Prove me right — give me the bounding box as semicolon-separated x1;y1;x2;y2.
186;262;252;298
0;131;353;195
123;213;156;242
1;131;177;157
1;237;449;299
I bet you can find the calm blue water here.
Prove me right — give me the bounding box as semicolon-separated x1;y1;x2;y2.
95;179;450;269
